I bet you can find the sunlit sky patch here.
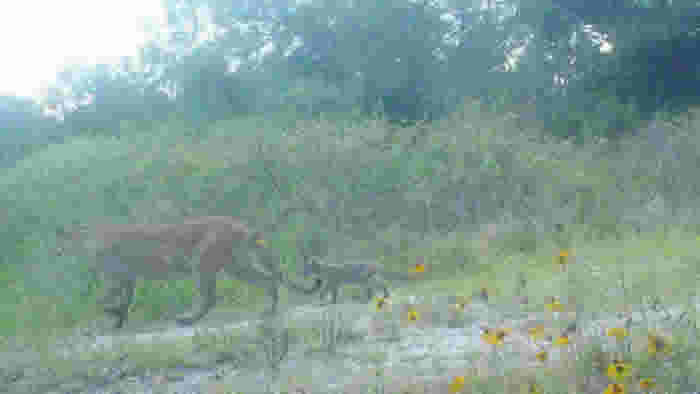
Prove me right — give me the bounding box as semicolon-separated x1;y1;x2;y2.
0;0;612;103
0;0;165;100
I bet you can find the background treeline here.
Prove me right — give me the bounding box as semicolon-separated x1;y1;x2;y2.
4;0;700;164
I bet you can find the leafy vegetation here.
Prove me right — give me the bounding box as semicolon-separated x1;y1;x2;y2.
0;101;699;392
2;0;700;392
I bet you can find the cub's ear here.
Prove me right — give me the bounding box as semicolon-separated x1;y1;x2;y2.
251;231;266;248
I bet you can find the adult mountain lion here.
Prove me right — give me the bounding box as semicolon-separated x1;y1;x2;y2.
63;216;322;328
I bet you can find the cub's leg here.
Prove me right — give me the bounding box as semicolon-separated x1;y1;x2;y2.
330;285;339;304
365;286;375;302
369;277;390;301
101;277;135;329
315;280;330;304
319;282;339;305
318;283;329;303
362;276;390;303
372;285;390;301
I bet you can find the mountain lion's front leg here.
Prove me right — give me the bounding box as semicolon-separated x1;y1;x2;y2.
175;269;217;326
175;232;220;326
262;280;279;316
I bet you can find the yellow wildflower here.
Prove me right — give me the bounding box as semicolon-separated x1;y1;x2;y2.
607;327;629;341
527;382;543;394
545;296;565;312
553;335;570;346
452;296;468;311
603;383;626;394
535;350;548;362
557;250;569;265
638;378;656;391
375;296;389;311
448;376;465;393
647;332;672;356
528;324;546;341
607;361;631;381
481;327;511;345
474;287;489;302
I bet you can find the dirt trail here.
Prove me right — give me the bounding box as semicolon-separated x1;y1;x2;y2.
2;293;697;394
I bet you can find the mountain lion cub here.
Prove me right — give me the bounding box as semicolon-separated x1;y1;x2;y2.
64;216;322;328
303;258;419;304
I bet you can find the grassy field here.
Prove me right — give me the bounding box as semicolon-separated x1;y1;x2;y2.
0;102;698;393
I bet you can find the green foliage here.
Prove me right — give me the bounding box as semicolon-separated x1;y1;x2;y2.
0;95;69;168
30;0;700;145
50;61;173;137
163;0;462;123
4;0;700;362
2;81;700;342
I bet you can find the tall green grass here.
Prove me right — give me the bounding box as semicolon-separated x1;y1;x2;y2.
2;101;700;345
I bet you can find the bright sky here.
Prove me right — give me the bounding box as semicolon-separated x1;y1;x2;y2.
0;1;612;103
0;0;165;101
